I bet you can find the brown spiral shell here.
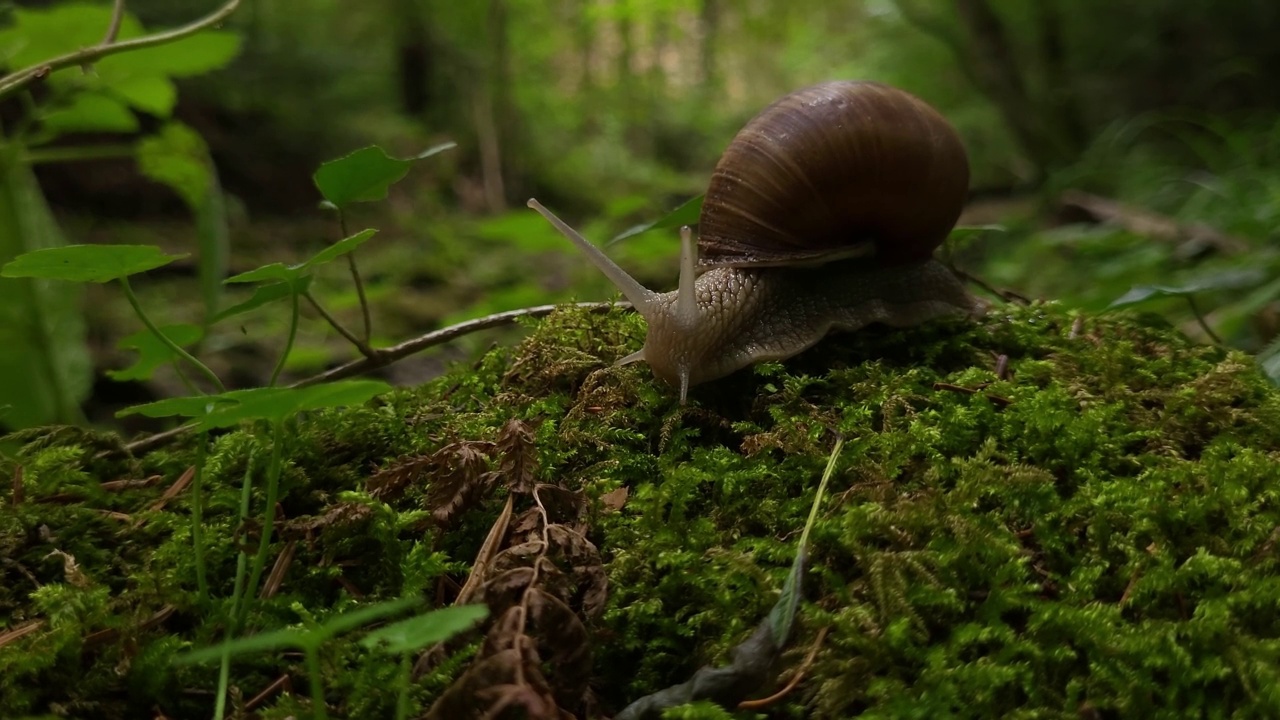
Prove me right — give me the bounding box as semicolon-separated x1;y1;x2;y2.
697;81;970;268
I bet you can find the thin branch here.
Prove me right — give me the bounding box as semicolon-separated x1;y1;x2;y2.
303;290;375;358
112;301;627;456
0;0;242;101
293;301;626;388
101;0;128;45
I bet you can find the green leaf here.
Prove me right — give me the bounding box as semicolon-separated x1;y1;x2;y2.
303;229;378;269
214;277;311;323
197;380;392;428
223;230;377;286
137;123;212;210
137;122;228;321
1109;268;1266;308
361;604;488;654
41;93;139;134
175;597;421;666
0;145;91;428
947;224;1007;244
224;263;296;284
116;395;233;420
1;244;186;283
108;324;204;381
609;194;703;245
110;75;178;117
98;32;242;79
173;626;307;665
313;143;455;207
316;597;422;639
0;4;146;70
768;438;841;646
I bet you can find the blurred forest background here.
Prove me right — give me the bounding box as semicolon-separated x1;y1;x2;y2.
3;0;1280;432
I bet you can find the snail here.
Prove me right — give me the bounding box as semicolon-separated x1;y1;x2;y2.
528;80;985;403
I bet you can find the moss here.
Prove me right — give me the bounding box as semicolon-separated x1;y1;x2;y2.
2;302;1279;718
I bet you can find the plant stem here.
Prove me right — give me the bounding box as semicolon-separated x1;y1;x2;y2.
339;210;373;345
191;431;209;603
217;451;257;720
269;289;300;386
119;276;226;393
101;0;127;45
395;654;412;720
242;419;284;614
306;646;328;720
1186;295;1224;345
0;0;243;100
303;289;375;358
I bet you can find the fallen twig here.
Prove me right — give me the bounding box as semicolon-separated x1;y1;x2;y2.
1059;190;1248;256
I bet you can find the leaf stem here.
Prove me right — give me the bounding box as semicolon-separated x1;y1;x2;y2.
0;0;243;100
101;0;127;45
303;289;375;358
269;289;300;386
338;210;373;345
191;432;209;603
1186;295;1224;345
242;419;285;616
217;450;257;720
119;276;226;392
306;646;328;720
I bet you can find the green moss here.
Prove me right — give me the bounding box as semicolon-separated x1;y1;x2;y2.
2;302;1279;718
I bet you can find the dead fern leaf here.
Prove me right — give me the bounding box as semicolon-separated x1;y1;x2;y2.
425;441;496;526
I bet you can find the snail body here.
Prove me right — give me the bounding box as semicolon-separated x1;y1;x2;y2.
529;81;984;402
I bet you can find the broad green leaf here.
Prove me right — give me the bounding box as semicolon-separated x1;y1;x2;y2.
0;5;146;70
110;75;177;117
362;604;488;654
108;324;204;381
223;230;377;286
138;122;227;320
41;93;139;134
137;123;212;210
224;263;296;284
1109;269;1266;309
175;597;421;666
0;145;91;428
116;394;234;420
98;32;242;79
303;229;378;269
198;380;392;428
1;244;186;283
173;626;306;665
313;143;455;207
214;277;311;323
609;194;703;245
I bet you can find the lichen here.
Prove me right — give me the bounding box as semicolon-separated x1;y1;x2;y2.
2;301;1278;718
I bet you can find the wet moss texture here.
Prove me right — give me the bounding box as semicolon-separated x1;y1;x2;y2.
2;302;1279;718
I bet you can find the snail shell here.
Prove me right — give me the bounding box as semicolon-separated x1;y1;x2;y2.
526;80;983;403
698;81;970;267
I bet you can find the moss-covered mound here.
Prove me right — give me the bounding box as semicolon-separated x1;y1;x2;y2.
2;303;1279;719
